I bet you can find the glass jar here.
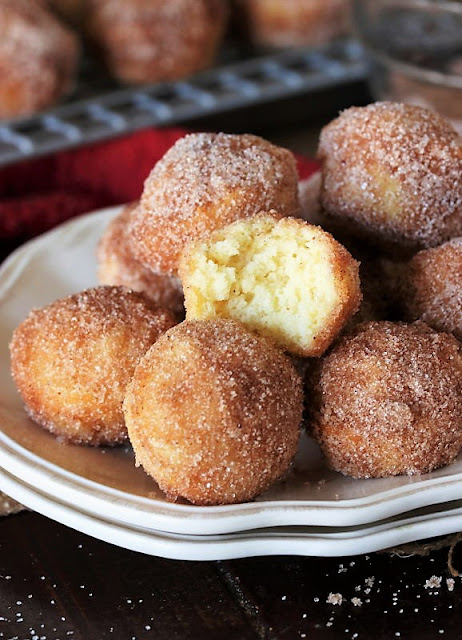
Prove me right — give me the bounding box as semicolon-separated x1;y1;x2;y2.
352;0;462;133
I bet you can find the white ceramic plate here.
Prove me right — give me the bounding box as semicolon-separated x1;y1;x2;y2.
3;465;462;559
1;207;462;539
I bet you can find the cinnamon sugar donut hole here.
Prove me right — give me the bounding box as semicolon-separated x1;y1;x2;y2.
87;0;228;84
318;102;462;252
400;238;462;340
0;0;79;119
179;212;361;357
308;321;462;478
237;0;350;48
10;286;176;446
123;319;303;505
130;132;300;274
97;203;184;320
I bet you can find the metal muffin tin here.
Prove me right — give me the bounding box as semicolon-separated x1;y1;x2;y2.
0;39;367;167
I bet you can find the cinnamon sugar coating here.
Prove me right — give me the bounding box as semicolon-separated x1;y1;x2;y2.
308;321;462;478
400;238;462;340
10;286;176;446
123;319;303;505
0;0;79;119
237;0;350;48
97;203;184;319
87;0;228;84
318;102;462;252
130;132;300;274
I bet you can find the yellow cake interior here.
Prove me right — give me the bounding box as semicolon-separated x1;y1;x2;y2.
181;215;355;355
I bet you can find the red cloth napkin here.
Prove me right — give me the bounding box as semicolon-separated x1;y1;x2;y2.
0;128;320;241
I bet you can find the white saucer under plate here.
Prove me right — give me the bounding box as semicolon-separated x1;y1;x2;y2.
3;465;462;560
1;207;462;539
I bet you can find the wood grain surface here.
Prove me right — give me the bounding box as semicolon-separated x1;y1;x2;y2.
1;512;462;639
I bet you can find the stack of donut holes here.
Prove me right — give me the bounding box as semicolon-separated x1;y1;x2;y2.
9;102;462;507
310;101;462;479
1;0;351;118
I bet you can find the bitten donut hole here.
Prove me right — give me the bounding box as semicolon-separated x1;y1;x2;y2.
180;213;361;356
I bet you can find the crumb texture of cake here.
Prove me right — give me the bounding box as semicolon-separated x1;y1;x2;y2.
179;213;361;357
123;318;303;505
9;286;176;446
318;102;462;251
307;321;462;478
129;132;300;274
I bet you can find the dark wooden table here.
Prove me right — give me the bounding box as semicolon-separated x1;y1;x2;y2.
0;511;461;639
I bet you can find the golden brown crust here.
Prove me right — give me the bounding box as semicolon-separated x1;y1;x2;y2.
315;223;362;355
123;318;303;505
97;203;185;320
308;321;462;478
317;102;462;252
10;286;176;446
130;132;301;274
179;212;361;357
400;238;462;340
0;0;79;118
237;0;350;47
87;0;228;84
